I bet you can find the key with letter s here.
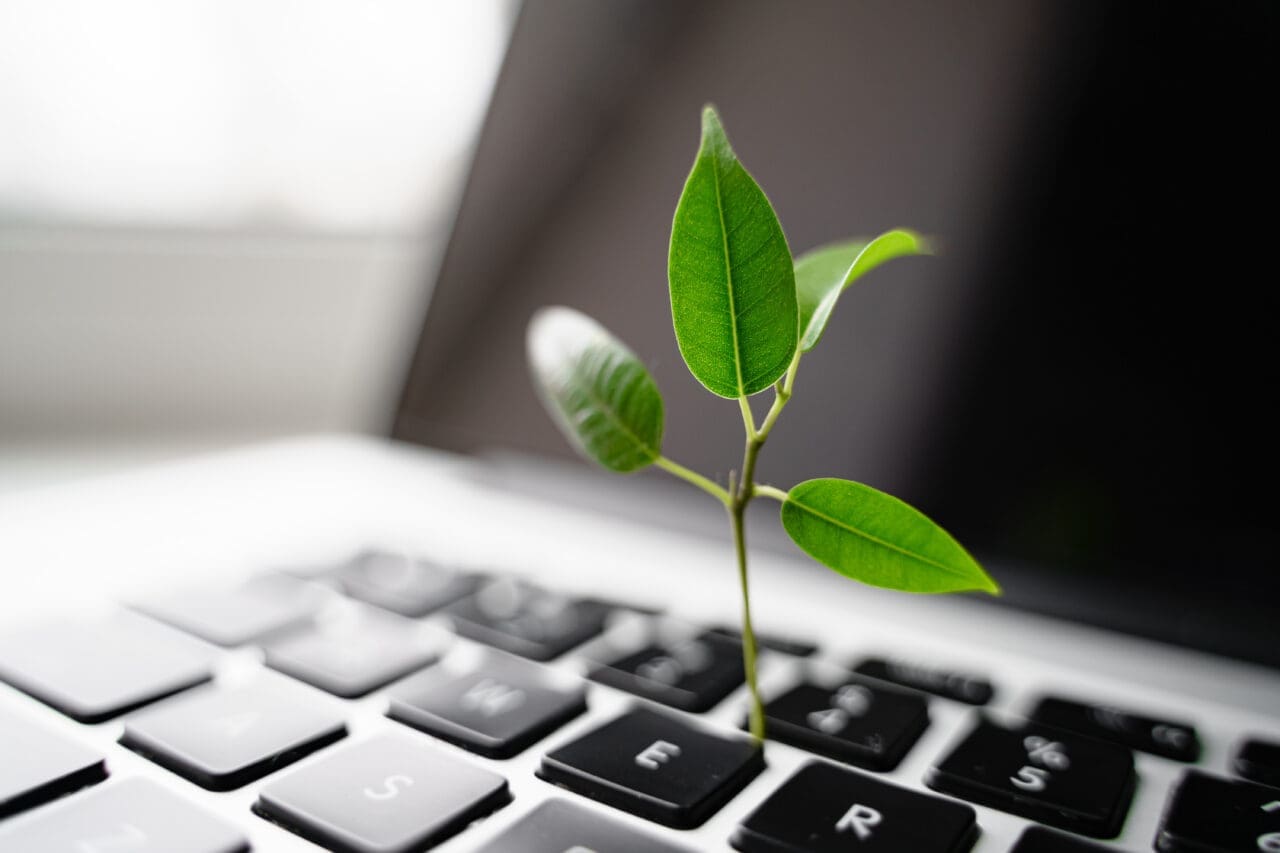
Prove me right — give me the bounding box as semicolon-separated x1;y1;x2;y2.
254;731;509;852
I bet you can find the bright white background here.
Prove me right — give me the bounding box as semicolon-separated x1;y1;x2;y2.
0;0;516;490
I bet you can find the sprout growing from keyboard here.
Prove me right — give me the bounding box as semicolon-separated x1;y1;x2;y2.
527;106;1000;742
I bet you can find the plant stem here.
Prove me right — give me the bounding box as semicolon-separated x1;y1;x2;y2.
752;483;789;502
738;396;758;440
732;420;772;743
729;367;802;743
729;497;765;741
655;455;731;505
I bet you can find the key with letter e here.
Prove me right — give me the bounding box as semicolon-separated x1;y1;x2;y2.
539;707;763;829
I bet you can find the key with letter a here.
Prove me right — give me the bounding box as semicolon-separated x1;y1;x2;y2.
254;731;509;852
732;761;977;852
120;676;346;790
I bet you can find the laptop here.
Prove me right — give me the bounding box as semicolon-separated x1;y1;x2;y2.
1;2;1276;852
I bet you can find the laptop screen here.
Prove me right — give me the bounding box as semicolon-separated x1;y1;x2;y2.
394;1;1277;667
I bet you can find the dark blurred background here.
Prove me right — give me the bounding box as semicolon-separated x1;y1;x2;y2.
396;0;1278;664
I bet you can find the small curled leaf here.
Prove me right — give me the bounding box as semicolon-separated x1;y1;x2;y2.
527;306;664;473
781;477;999;594
795;229;931;352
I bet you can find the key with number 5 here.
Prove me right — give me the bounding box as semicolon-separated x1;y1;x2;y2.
926;716;1136;838
254;731;509;852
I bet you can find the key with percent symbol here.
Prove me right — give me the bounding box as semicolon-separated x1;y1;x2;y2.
926;716;1137;838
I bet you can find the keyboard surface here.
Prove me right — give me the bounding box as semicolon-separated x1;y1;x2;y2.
1;437;1278;852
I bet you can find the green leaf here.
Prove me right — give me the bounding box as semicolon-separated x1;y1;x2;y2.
526;306;664;473
795;229;931;352
780;478;999;594
668;106;797;398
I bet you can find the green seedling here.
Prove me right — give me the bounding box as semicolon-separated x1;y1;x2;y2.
527;106;999;741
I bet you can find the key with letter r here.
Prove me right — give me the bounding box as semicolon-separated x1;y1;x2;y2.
732;760;977;852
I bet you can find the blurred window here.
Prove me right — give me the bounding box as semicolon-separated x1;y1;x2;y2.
0;0;516;233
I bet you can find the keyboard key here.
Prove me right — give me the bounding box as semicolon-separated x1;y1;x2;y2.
254;731;509;852
538;706;764;829
926;716;1135;838
759;678;929;771
732;760;977;853
852;656;993;705
0;708;105;818
120;677;346;790
1155;769;1280;852
134;573;329;646
0;611;214;722
0;777;247;853
709;625;818;657
334;550;479;617
446;579;612;661
265;605;439;697
388;648;585;758
1029;695;1200;762
590;631;744;712
475;798;697;852
1012;826;1111;851
1234;737;1280;789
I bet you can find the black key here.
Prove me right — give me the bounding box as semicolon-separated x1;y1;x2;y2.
926;716;1135;838
254;731;509;852
0;611;214;722
590;631;743;712
538;706;764;829
0;708;105;818
1029;695;1200;762
1012;826;1112;851
1155;769;1280;852
334;550;479;617
120;677;347;790
265;605;438;697
475;798;697;852
446;579;612;661
758;678;929;771
1235;737;1280;789
0;777;247;853
134;573;329;646
710;625;818;657
732;760;977;853
853;656;993;705
388;649;585;758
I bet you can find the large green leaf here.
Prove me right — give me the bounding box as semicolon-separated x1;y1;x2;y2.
527;306;664;473
795;229;930;351
668;106;797;398
781;478;999;594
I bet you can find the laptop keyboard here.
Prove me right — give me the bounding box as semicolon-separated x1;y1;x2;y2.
0;549;1276;852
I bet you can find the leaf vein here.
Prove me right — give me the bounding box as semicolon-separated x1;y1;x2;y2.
787;495;968;579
